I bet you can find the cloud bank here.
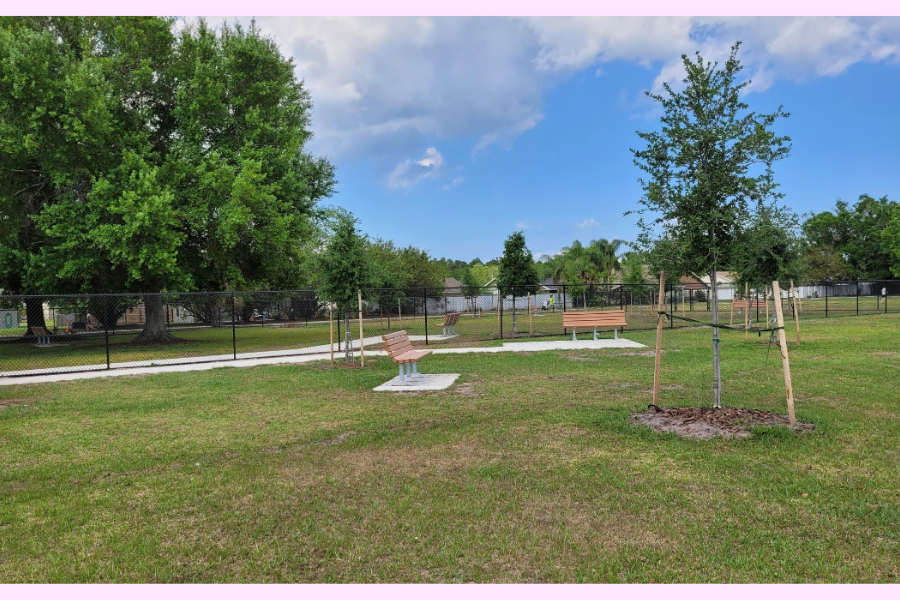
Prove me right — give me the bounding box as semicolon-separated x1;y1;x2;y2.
219;16;900;186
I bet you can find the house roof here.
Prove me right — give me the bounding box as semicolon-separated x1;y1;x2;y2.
679;275;707;290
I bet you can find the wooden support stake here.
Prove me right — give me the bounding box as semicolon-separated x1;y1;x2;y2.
790;280;801;347
652;271;666;407
744;282;749;342
329;306;334;367
528;292;533;337
358;290;365;367
772;281;797;426
729;294;735;326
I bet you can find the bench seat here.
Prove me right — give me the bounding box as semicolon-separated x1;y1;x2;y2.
382;330;433;384
562;310;627;341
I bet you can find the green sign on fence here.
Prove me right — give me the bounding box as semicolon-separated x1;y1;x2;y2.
1;311;17;329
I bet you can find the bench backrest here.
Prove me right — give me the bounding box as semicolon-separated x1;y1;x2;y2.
733;299;763;310
31;326;49;336
382;330;414;359
562;310;627;328
448;312;460;326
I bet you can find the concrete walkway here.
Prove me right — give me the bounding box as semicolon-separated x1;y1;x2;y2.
0;337;645;386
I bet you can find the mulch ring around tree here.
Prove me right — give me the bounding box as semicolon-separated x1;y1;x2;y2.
632;406;815;440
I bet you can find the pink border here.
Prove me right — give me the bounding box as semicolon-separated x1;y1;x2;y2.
7;1;900;16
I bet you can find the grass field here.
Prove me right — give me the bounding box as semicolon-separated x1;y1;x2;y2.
2;296;895;375
1;314;899;582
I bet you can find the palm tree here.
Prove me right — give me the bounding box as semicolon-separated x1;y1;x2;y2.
588;238;626;283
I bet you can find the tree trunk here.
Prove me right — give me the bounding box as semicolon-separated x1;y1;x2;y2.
132;291;178;344
25;297;47;336
710;267;722;408
344;312;352;363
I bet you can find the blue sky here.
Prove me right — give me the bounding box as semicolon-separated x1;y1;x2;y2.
236;17;900;262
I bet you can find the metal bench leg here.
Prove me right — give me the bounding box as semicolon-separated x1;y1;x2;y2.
399;364;406;383
593;326;597;341
572;327;577;341
614;327;619;340
412;361;421;378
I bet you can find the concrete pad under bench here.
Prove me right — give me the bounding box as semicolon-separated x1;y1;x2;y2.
373;373;460;392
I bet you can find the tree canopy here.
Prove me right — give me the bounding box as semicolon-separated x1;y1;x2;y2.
801;195;897;280
497;231;539;296
0;17;335;340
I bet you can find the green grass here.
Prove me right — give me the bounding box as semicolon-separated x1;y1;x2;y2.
1;314;900;582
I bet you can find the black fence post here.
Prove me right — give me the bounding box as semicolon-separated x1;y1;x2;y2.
104;296;111;369
499;292;503;340
231;291;237;360
825;285;829;318
562;285;567;337
669;284;674;327
856;281;859;316
423;287;428;345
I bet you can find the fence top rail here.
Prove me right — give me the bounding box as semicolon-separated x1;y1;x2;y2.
0;290;322;300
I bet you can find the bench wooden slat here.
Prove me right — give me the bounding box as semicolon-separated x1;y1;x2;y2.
562;310;627;328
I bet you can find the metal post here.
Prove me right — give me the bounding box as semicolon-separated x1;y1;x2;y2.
423;287;428;345
499;291;503;340
104;296;110;369
231;291;237;360
562;285;567;337
825;285;829;318
669;284;674;327
856;281;859;316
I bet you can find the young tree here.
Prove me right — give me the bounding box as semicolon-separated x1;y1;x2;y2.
631;42;791;408
317;215;370;362
497;231;539;332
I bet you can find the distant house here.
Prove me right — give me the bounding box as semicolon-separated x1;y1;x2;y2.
680;275;707;290
697;271;737;286
443;277;463;297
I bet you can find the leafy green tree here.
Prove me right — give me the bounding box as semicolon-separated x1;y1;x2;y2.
317;215;371;362
0;17;335;342
620;250;649;285
497;231;539;333
460;267;482;316
883;205;900;279
631;42;791;408
732;205;804;293
395;246;445;290
367;238;405;328
802;195;897;280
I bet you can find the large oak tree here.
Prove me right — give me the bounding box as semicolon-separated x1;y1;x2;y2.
0;17;335;342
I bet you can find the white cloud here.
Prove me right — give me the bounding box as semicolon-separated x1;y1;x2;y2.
213;16;900;171
442;176;464;191
576;218;599;228
387;147;445;189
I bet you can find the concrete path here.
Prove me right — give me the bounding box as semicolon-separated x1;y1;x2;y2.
0;337;645;386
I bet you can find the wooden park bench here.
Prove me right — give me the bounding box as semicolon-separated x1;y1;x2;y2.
433;312;460;336
382;330;433;385
562;310;627;341
30;326;52;346
731;299;765;326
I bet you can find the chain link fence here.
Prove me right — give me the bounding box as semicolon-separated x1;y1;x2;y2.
2;280;898;377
